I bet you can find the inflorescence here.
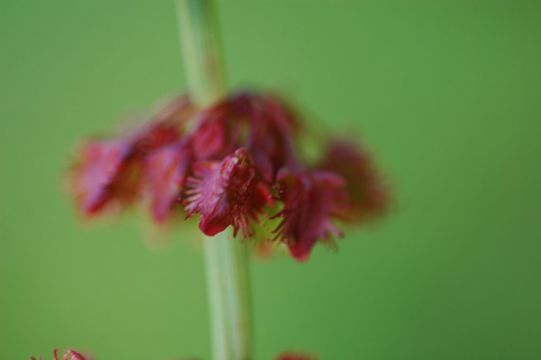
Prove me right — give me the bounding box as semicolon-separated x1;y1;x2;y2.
69;91;388;261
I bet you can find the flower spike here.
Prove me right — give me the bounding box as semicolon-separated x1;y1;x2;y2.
30;349;88;360
68;91;388;260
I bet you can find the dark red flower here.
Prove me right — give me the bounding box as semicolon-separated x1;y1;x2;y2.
190;105;240;161
191;92;299;181
243;93;299;182
70;97;191;216
71;138;142;215
145;140;192;223
185;148;272;237
273;170;350;261
318;140;388;221
30;349;88;360
60;349;87;360
275;352;317;360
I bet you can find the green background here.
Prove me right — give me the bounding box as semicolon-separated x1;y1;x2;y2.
2;0;541;359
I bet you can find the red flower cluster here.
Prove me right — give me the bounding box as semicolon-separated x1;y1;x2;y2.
70;91;387;260
30;349;87;360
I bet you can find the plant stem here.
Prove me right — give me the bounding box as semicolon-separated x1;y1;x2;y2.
177;1;252;359
204;232;252;360
178;0;226;105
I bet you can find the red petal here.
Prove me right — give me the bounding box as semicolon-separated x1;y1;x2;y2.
244;94;299;181
146;140;192;223
190;92;300;181
275;352;317;360
63;350;87;360
69;98;190;217
72;139;140;215
319;140;388;220
185;149;271;237
190;100;243;161
190;116;229;160
274;170;349;261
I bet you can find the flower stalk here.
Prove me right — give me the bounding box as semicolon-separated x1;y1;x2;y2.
177;1;252;359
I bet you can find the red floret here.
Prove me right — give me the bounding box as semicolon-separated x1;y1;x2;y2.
68;91;389;261
70;97;190;216
190;92;299;181
145;140;192;223
71;139;141;215
243;93;299;182
318;140;388;221
185;148;272;237
30;348;88;360
274;170;350;261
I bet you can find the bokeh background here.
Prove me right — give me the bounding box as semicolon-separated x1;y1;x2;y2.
2;0;541;359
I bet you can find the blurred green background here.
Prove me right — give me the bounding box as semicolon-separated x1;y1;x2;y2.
2;0;541;359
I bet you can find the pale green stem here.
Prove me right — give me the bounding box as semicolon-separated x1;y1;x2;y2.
205;232;252;360
177;1;252;359
178;0;226;105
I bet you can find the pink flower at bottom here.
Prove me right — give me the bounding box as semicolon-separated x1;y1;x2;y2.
275;352;317;360
30;349;88;360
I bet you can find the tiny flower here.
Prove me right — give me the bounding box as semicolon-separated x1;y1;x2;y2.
191;92;299;181
190;104;238;161
146;140;192;223
318;140;388;220
185;148;272;237
71;138;141;215
273;169;350;261
241;93;299;182
30;349;88;360
275;352;317;360
60;349;87;360
69;97;191;216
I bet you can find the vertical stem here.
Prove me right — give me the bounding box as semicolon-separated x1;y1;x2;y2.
206;232;252;360
177;1;252;359
178;0;226;105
